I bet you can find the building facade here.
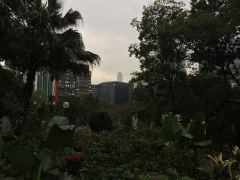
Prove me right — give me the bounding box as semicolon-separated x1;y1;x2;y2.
75;71;91;96
89;84;100;97
35;71;54;101
35;66;91;102
55;69;91;100
90;81;130;106
57;72;76;97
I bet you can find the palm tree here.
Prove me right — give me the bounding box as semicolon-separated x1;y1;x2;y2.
0;0;100;134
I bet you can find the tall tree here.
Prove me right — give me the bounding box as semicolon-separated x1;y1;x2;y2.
0;0;100;134
184;0;240;144
130;0;240;143
0;66;23;120
186;0;240;85
129;0;188;116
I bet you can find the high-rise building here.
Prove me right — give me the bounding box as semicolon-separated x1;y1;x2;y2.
91;81;130;106
117;72;123;82
55;65;91;100
57;71;76;97
35;65;91;102
89;84;100;97
35;71;54;101
75;71;91;96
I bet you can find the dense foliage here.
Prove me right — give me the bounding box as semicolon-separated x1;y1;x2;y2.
130;0;240;145
0;67;23;120
1;0;240;179
0;0;100;134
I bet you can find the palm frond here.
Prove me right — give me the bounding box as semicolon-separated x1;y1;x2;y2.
74;50;100;66
1;0;26;21
59;29;84;49
2;0;24;11
56;9;82;29
47;0;62;14
65;61;89;74
0;3;11;31
1;0;100;78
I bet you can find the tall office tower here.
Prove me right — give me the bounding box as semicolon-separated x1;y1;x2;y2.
97;81;130;106
117;72;123;82
89;84;100;97
57;71;76;97
36;71;54;101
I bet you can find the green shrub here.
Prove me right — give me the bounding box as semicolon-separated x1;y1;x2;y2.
74;126;93;148
89;111;113;132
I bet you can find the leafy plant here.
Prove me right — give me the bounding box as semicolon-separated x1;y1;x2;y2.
0;116;81;180
159;112;211;147
200;146;240;179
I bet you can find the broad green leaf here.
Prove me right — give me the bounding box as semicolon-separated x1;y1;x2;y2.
182;132;193;139
45;116;70;137
39;148;53;172
48;116;69;127
181;126;193;139
45;125;73;152
59;125;75;131
160;113;182;141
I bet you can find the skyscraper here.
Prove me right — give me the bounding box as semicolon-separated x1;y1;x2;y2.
117;72;123;82
35;65;91;103
35;71;54;101
96;81;130;106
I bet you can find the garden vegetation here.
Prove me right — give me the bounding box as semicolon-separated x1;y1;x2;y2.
0;0;240;179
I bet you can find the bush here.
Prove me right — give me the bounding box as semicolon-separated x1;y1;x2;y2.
79;130;195;179
74;126;93;148
89;111;113;132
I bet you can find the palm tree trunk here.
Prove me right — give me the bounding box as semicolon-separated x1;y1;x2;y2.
15;68;36;136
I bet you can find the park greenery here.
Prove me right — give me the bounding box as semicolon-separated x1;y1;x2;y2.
0;0;240;179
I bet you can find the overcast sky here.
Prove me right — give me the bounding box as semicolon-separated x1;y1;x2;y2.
63;0;190;84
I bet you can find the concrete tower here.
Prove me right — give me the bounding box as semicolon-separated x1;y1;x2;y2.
117;72;123;82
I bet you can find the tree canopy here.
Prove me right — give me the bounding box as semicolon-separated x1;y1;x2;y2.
186;0;240;85
0;0;100;75
0;0;100;134
130;0;240;143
